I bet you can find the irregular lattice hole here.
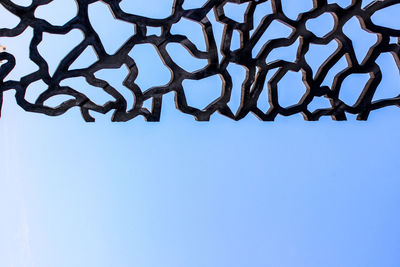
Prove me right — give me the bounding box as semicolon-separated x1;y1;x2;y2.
38;29;84;76
256;83;270;113
44;95;75;108
25;80;48;103
207;10;224;61
129;44;171;90
94;65;134;111
230;30;241;51
223;2;249;23
182;0;208;9
142;97;154;113
277;70;306;108
373;53;400;101
0;4;20;28
307;96;332;112
161;91;192;122
274;112;305;121
166;43;208;73
327;0;351;8
339;73;370;106
182;75;222;110
252;20;292;58
305;40;338;78
281;0;313;20
321;55;348;88
390;37;398;45
266;38;300;64
170;18;206;51
343;17;377;64
35;0;77;26
147;26;161;36
69;45;98;70
371;4;400;31
89;2;134;55
251;1;273;36
120;0;173;19
257;68;278;112
226;63;247;114
9;0;32;7
88;108;114;122
2;27;38;81
306;13;335;37
60;77;115;106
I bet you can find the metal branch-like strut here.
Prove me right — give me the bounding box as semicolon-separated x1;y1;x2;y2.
0;0;399;121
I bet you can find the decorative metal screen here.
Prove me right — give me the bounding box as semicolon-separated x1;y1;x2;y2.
0;0;399;121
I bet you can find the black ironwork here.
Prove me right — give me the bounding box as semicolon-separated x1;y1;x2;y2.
0;0;399;121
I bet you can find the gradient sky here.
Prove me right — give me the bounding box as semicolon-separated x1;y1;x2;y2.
1;1;400;267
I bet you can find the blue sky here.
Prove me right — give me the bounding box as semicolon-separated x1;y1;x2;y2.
1;1;400;267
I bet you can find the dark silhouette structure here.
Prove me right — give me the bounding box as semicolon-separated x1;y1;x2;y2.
0;0;399;121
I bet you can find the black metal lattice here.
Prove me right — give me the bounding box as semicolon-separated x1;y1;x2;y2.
1;0;400;121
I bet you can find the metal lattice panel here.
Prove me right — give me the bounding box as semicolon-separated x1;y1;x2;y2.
0;0;400;121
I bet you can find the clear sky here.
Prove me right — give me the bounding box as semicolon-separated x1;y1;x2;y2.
1;1;400;267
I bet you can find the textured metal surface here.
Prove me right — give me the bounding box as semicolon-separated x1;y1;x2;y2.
1;0;400;121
